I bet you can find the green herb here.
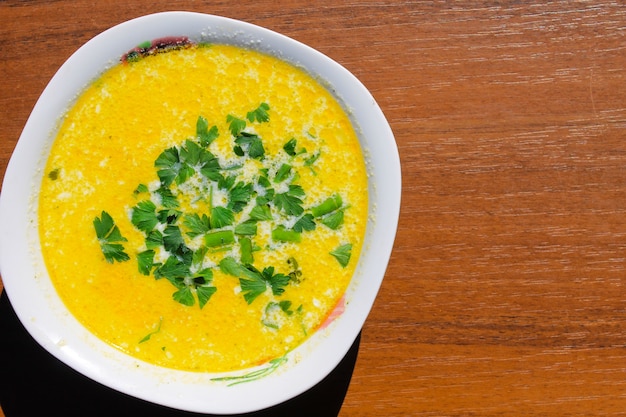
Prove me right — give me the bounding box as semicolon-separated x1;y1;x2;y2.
293;213;316;233
210;206;235;228
272;226;301;243
199;152;222;181
131;200;159;233
274;163;292;183
183;213;211;238
155;186;179;209
321;209;344;230
262;300;293;329
287;257;303;283
273;184;305;216
205;230;235;247
134;183;149;194
154;255;190;281
48;168;60;180
154;147;180;186
219;258;290;304
173;286;195;306
234;220;258;236
93;211;130;263
246;102;270;123
196;116;219;147
228;181;254;212
283;138;297;156
163;225;186;254
235;132;265;159
227;114;246;137
304;151;321;167
196;285;217;309
262;266;290;296
282;138;306;156
137;249;155;275
311;194;343;218
239;237;254;264
139;317;162;343
249;204;273;221
330;243;352;267
145;229;163;249
100;104;354;311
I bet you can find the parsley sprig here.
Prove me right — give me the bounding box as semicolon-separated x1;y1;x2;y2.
93;211;130;263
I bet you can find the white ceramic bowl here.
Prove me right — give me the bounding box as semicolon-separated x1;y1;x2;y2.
0;11;400;414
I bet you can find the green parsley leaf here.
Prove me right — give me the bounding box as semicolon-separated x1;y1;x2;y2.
293;213;316;233
180;139;203;166
134;183;149;194
131;200;159;233
145;229;163;249
246;102;270;123
183;213;211;238
235;132;265;159
137;249;155;275
155;186;179;209
199;152;222;181
283;138;297;156
210;206;235;228
157;208;181;224
192;246;208;267
196;285;217;309
249;204;273;221
330;243;353;268
262;266;290;296
173;286;195;306
219;257;267;304
154;147;180;186
322;209;345;230
154;255;190;281
226;114;246;136
163;225;186;253
228;181;254;213
196;116;219;147
234;220;257;236
93;211;130;263
273;184;305;216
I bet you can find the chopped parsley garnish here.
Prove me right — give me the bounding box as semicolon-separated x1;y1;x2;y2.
183;213;211;238
95;104;357;313
330;243;353;268
93;211;130;263
273;184;305;216
138;317;162;343
196;116;219;147
219;257;290;304
293;213;316;233
131;200;159;233
246;102;270;123
234;132;265;159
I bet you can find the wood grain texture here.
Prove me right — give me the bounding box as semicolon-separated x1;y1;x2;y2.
1;1;625;416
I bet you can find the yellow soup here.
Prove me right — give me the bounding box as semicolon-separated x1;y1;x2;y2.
39;43;368;372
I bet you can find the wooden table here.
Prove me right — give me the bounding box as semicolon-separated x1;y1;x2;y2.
1;1;625;415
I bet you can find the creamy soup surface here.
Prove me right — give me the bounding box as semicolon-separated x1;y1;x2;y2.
39;43;368;372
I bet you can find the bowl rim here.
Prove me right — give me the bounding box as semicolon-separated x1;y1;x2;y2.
0;11;401;414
